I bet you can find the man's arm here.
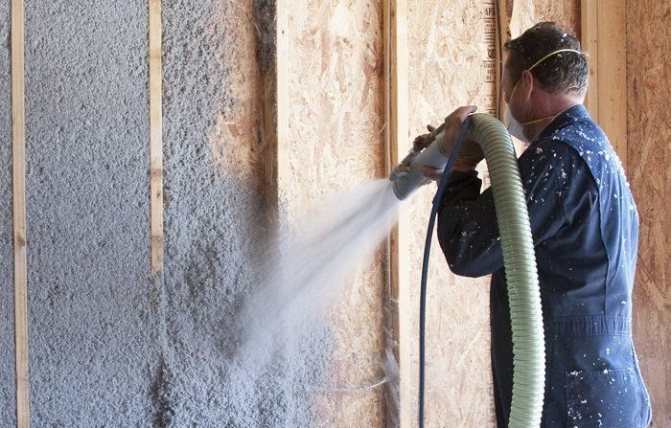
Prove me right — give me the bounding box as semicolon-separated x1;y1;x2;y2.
437;139;572;278
437;171;502;277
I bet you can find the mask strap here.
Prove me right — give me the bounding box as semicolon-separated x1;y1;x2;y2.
527;48;582;71
520;104;576;141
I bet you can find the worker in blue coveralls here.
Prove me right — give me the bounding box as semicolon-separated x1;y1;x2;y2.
416;22;652;427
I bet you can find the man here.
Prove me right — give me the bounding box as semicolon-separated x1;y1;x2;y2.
420;22;652;427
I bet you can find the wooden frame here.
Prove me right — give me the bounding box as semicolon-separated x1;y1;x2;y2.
495;0;510;119
149;0;164;273
383;1;410;426
274;0;288;207
580;0;628;167
12;0;30;426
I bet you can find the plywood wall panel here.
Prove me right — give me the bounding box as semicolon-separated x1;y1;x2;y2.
405;1;498;426
506;0;579;39
282;2;387;426
627;1;671;426
533;0;580;37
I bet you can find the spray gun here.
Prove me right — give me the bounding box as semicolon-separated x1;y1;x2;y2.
389;123;448;200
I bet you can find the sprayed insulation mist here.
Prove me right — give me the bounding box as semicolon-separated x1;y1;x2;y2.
231;179;400;426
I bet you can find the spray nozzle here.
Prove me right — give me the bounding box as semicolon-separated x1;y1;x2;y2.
389;149;419;182
388;125;450;201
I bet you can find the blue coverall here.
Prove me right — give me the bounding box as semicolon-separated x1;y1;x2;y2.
437;105;652;427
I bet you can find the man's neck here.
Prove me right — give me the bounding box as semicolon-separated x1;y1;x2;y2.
523;93;584;141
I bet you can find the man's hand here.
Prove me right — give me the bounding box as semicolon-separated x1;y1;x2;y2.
419;106;485;181
412;124;437;152
413;106;485;182
438;105;478;156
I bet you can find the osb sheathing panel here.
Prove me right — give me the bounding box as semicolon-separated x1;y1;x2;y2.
627;1;671;426
406;1;498;426
533;0;580;36
508;0;578;39
282;2;387;426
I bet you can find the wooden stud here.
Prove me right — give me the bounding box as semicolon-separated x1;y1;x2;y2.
580;0;599;122
260;0;283;233
11;0;30;426
261;67;279;230
595;0;627;168
580;0;627;168
383;1;410;426
275;0;288;202
149;0;164;273
495;0;510;120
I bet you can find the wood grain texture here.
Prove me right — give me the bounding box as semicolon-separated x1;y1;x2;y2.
281;1;387;426
580;0;627;166
507;0;579;40
580;0;598;120
262;3;281;228
533;0;580;35
405;1;498;426
496;0;510;119
11;0;29;426
509;0;535;38
149;0;163;273
627;1;671;426
383;1;410;426
596;1;627;167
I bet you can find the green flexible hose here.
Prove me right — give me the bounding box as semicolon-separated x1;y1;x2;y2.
390;112;545;426
469;113;545;427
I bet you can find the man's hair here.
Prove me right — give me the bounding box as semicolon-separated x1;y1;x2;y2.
505;22;589;95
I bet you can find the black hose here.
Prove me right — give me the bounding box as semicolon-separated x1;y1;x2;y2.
418;116;472;427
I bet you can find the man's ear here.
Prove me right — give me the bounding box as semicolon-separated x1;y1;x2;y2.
520;69;535;97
